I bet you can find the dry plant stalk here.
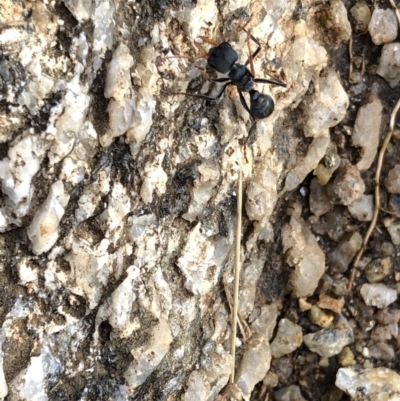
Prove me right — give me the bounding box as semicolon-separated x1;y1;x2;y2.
230;169;242;384
348;97;400;292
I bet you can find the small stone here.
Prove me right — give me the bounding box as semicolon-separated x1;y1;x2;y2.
275;384;307;401
327;161;365;205
317;294;345;314
364;257;391;283
263;372;279;388
183;371;208;401
350;0;371;32
377;43;400;88
386;219;400;245
368;8;398;45
270;319;303;358
313;142;341;185
309;305;334;328
369;343;395;361
124;318;173;390
328;232;362;273
250;303;279;340
384;165;400;194
309;178;333;217
375;308;400;325
388;194;400;217
303;316;354;357
336;367;400;398
338;347;355;367
27;181;70;255
371;325;392;342
236;334;271;398
360;283;397;309
282;216;325;298
299;298;312;312
348;194;373;222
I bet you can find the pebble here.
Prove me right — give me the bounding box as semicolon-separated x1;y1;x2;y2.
385;219;400;245
350;0;371;32
270;319;303;358
368;343;395;361
348;194;373;222
309;178;333;217
328;231;362;273
317;294;345;314
303;316;354;357
375;308;400;325
250;303;279;340
275;385;307;401
368;8;398;45
384;165;400;194
360;283;397;309
377;43;400;88
364;257;391;283
236;334;271;398
336;367;400;398
388;194;400;217
371;325;393;342
308;305;334;328
352;95;382;171
327;161;365;205
314;142;341;185
281;216;325;298
338;347;355;367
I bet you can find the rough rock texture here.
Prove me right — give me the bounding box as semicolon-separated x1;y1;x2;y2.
1;0;399;399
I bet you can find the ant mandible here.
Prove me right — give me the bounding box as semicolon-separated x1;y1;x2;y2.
172;25;286;135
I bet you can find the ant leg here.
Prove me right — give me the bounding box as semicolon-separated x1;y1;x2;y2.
193;41;209;58
171;82;231;101
254;78;287;88
245;29;256;77
211;77;231;83
238;91;255;120
248;121;258;137
197;36;220;46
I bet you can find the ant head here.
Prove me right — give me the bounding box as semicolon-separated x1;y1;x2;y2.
249;90;274;120
208;42;238;74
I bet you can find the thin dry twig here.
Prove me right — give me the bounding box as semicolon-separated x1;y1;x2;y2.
223;278;251;341
348;97;400;292
230;169;242;384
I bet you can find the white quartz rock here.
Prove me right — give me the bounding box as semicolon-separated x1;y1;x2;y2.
99;182;131;234
48;89;91;165
360;283;397;309
336;367;400;398
27;181;70;255
177;223;229;295
281;216;325;297
0;134;47;224
124;318;173;390
348;194;373;222
183;162;220;222
236;334;271;398
104;44;135;142
368;8;398;45
183;370;209;401
64;0;93;22
65;238;110;310
140;154;168;204
352;95;383;171
271;319;303;358
377;43;400;88
304;69;349;138
92;0;115;56
126;46;157;152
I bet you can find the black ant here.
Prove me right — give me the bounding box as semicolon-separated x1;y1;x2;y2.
171;28;286;135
